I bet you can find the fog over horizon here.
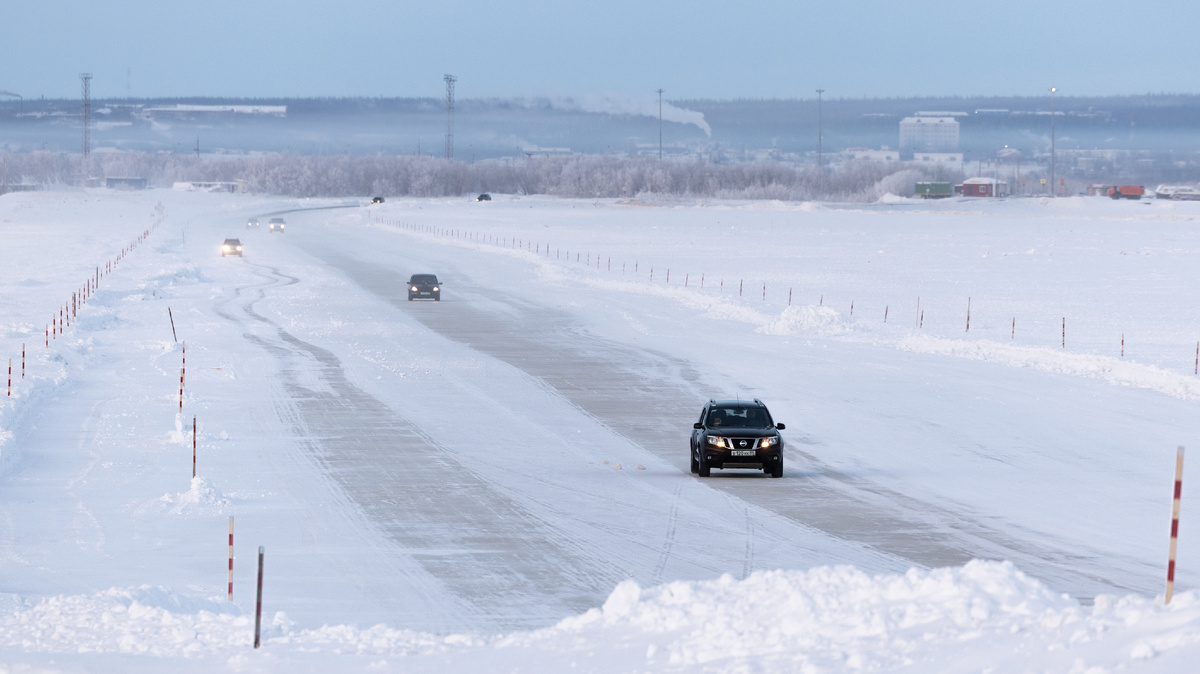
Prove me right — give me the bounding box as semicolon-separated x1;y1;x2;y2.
6;1;1200;193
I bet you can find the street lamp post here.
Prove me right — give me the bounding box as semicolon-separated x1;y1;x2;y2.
1050;86;1057;196
816;89;825;172
656;88;665;160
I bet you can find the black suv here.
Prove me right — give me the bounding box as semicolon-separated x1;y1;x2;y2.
691;399;785;478
408;274;441;301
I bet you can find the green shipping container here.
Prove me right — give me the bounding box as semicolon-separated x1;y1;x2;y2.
915;182;953;198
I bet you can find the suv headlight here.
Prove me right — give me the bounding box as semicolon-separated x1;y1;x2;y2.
707;435;726;448
411;286;418;292
432;286;439;292
760;436;779;448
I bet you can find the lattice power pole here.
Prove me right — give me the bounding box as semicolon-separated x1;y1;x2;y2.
80;73;93;156
444;74;456;160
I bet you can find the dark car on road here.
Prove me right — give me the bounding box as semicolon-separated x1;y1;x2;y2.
221;238;243;257
691;399;785;478
476;193;491;202
371;196;385;204
408;274;441;301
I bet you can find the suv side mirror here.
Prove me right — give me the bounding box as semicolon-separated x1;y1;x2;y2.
775;423;785;430
693;422;704;429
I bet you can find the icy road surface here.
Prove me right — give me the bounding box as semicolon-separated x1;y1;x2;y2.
0;190;1198;671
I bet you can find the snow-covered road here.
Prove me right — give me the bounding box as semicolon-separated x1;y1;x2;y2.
2;189;1199;671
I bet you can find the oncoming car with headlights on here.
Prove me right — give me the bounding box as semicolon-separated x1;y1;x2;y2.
690;399;785;478
221;238;243;257
408;274;441;301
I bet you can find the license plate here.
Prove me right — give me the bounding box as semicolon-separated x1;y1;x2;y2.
732;450;756;457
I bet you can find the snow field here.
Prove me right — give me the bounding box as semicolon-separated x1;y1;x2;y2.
1;190;1200;672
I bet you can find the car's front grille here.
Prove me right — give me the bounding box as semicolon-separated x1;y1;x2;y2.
728;437;758;450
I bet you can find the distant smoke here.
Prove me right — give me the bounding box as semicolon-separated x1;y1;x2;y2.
550;94;712;138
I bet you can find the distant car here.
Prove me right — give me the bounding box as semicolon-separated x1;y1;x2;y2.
268;217;285;233
221;238;243;257
690;399;785;478
476;193;491;202
371;196;385;204
247;218;259;228
408;274;441;301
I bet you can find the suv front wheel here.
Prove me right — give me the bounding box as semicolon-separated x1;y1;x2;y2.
767;457;783;478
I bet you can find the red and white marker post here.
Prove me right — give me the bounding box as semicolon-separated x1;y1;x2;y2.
7;359;10;397
179;366;185;413
228;516;234;601
192;416;197;479
1167;446;1185;605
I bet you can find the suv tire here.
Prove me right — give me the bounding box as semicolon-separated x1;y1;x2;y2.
769;459;783;478
690;450;699;474
698;458;711;477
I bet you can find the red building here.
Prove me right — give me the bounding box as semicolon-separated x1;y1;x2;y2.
961;177;1008;197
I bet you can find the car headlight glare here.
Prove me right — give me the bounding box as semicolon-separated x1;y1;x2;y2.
411;286;418;292
760;436;779;448
707;436;726;448
432;286;439;292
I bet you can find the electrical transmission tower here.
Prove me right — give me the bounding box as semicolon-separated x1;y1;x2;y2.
444;74;456;160
80;73;93;156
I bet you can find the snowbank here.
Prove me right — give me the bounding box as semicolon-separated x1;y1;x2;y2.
2;561;1197;671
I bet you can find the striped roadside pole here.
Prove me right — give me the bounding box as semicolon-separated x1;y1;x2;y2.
227;517;234;601
1167;446;1186;605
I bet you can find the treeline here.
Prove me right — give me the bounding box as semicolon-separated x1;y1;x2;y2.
0;151;953;201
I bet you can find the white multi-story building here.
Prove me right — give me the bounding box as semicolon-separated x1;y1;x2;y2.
845;147;901;162
899;116;960;152
911;152;964;171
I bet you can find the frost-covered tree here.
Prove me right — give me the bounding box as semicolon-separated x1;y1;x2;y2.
1;151;968;202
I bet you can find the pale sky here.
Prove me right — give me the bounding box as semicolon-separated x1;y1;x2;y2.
2;0;1197;101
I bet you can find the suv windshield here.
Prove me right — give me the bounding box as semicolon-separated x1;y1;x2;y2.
410;275;438;284
707;406;773;428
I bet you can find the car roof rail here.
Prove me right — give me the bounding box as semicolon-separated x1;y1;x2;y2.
753;398;764;406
